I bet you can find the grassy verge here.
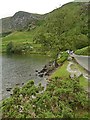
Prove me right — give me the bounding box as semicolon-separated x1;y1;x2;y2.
51;61;70;79
79;76;88;89
71;60;88;89
75;46;90;56
51;60;88;90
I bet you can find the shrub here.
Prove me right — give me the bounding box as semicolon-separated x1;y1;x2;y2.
57;51;68;64
6;41;14;54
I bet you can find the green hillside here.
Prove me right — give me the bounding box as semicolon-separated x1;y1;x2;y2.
2;2;89;55
2;29;42;54
33;2;88;54
75;46;90;56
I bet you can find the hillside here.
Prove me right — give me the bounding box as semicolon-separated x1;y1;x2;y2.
33;2;88;53
75;46;90;56
2;2;89;55
2;11;43;34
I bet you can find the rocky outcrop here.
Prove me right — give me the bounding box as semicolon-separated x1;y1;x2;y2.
1;11;43;33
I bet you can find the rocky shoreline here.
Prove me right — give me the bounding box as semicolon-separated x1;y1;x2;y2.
3;59;61;101
35;60;60;78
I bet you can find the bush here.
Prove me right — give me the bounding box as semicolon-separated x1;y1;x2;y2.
57;51;68;64
1;77;88;118
6;42;33;54
6;41;14;54
13;45;23;54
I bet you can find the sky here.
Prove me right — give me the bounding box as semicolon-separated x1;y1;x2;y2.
0;0;73;19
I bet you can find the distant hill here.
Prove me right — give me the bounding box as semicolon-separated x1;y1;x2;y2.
2;11;43;34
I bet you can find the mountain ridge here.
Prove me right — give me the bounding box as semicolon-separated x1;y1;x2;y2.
1;11;43;34
1;2;74;34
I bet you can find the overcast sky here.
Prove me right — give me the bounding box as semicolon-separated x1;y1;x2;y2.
0;0;73;19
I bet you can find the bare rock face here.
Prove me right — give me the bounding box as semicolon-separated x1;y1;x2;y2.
1;11;43;33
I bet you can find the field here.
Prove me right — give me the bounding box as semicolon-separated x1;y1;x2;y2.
2;30;41;53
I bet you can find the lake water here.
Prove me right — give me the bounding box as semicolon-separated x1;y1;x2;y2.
0;54;50;100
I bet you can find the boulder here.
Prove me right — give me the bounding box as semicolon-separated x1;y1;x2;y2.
6;87;12;91
38;73;44;77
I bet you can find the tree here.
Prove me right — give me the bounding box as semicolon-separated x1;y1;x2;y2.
33;32;61;66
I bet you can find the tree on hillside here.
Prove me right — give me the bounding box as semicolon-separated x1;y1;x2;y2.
33;32;62;66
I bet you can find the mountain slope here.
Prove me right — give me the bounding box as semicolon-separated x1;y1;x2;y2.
2;11;43;33
2;2;89;54
33;2;88;52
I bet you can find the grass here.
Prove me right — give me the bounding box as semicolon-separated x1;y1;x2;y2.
2;31;34;46
3;31;33;42
2;29;42;53
79;76;88;89
51;60;88;90
75;46;90;56
70;61;88;89
51;61;70;79
70;61;87;74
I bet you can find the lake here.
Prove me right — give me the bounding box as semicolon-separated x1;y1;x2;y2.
0;54;50;100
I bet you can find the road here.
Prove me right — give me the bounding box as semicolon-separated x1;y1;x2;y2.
71;54;90;72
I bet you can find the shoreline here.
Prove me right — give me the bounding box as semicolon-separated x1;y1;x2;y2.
1;53;51;101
